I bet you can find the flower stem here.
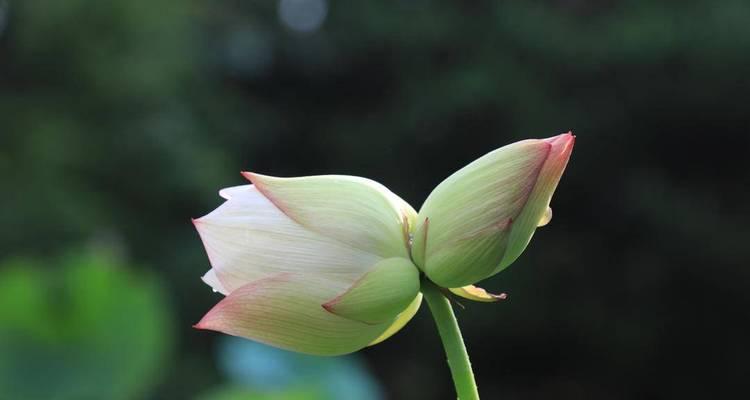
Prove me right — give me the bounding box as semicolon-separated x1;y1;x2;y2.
421;279;480;400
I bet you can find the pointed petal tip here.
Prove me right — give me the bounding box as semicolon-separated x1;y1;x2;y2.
193;318;219;331
544;131;576;145
543;131;575;162
193;295;232;330
192;217;206;235
478;292;507;301
239;172;291;217
240;171;271;183
321;301;336;313
192;319;208;330
320;297;379;325
192;306;219;331
563;131;576;145
201;268;229;295
218;184;254;200
321;301;380;326
245;171;258;187
192;217;207;228
242;171;275;188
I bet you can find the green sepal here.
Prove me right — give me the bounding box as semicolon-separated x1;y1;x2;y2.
449;285;507;302
368;293;423;346
322;257;420;324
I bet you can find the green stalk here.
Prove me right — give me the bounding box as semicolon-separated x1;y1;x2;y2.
421;279;480;400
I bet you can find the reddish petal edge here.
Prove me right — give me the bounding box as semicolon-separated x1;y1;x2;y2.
240;171;295;219
540;131;575;183
543;131;576;160
193;272;292;330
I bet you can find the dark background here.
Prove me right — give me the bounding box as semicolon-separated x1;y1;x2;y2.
1;1;749;399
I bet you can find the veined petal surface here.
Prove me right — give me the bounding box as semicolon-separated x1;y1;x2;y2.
195;273;393;355
244;173;416;258
497;133;574;271
414;133;574;287
323;257;420;324
413;139;550;287
194;176;423;354
201;268;229;295
194;185;381;293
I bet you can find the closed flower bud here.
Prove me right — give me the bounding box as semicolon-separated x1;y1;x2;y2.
193;174;421;355
411;133;575;288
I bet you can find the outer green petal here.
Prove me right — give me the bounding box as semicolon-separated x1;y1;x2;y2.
323;257;420;324
195;273;391;356
368;293;423;346
449;285;507;303
244;172;416;259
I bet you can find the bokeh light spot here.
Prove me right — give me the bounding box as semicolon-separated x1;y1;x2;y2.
278;0;328;34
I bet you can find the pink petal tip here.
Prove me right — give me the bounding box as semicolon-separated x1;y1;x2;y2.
240;171;258;183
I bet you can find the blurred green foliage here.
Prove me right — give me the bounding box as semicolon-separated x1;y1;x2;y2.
199;387;321;400
0;251;172;400
1;0;749;398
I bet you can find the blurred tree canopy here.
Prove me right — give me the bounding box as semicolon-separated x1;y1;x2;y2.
1;0;749;398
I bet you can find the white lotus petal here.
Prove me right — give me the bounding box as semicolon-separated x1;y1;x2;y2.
194;186;381;292
218;184;253;200
201;268;229;295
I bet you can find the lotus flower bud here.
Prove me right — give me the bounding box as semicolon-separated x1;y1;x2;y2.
411;133;575;288
193;174;421;355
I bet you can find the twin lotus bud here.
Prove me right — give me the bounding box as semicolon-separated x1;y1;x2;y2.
413;133;574;287
194;133;574;355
